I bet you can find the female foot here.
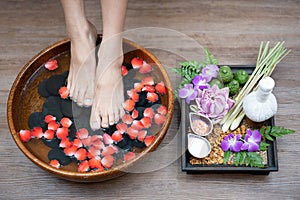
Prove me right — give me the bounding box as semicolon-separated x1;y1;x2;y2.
67;21;98;107
90;36;125;130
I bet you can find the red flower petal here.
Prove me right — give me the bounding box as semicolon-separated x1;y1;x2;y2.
31;127;43;139
155;81;167;94
76;128;89;139
45;60;58;71
58;86;69;99
50;159;61;168
44;115;56;123
56;127;69;139
144;135;155;147
60;117;72;128
48;121;60;131
131;57;143;69
78;160;90;172
146;92;158;102
19;130;31;142
101;155;114;168
157;105;167;115
124;152;136;162
140;117;152;129
143;107;155;118
121;65;128;76
43;129;55;140
123;99;135;112
154;113;166;125
74;148;87;161
139;62;152;74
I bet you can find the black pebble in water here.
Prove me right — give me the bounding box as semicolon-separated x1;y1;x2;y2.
123;63;133;70
60;71;69;78
144;96;161;108
135;107;145;120
102;124;117;136
132;139;146;148
116;133;133;152
28;112;46;130
48;148;72;166
46;75;66;96
42;137;60;149
42;96;63;120
68;123;77;141
38;79;51;98
115;133;130;149
60;99;73;118
135;91;147;107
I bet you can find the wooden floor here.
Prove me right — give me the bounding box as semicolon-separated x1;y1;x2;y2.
1;0;300;199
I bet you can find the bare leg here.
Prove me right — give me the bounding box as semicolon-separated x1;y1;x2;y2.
90;0;128;130
60;0;97;107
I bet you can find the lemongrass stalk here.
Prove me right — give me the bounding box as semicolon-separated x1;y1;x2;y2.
230;111;245;131
221;42;289;131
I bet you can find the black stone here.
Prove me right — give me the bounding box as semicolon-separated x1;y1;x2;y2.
68;123;77;141
144;97;161;108
28;112;45;130
46;75;66;96
122;62;133;70
101;124;117;136
135;107;145;120
135;91;147;107
115;133;130;149
60;71;69;78
60;99;73;118
42;96;63;120
42;137;60;149
38;79;51;98
132;139;146;148
48;148;72;166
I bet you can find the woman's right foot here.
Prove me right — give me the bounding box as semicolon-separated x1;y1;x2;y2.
67;21;98;107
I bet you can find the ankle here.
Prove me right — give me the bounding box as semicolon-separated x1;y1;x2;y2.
66;20;91;40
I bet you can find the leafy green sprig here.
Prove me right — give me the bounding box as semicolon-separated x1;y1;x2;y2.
223;126;295;168
172;48;218;97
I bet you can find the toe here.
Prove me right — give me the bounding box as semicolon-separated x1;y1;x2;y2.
108;112;115;126
83;98;93;107
101;112;109;128
76;89;85;107
114;109;120;124
90;106;101;130
119;105;125;119
83;89;94;107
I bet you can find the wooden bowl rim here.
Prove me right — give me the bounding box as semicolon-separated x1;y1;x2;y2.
7;37;174;181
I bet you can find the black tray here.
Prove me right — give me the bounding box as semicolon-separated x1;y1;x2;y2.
181;66;278;175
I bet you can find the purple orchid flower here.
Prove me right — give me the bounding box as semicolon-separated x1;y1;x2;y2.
201;65;219;82
241;129;262;152
192;75;210;90
220;133;243;152
178;84;198;104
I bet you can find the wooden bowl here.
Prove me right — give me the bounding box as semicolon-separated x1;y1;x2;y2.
7;36;174;182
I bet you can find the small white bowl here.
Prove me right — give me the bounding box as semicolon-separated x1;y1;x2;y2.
189;113;213;136
187;133;212;158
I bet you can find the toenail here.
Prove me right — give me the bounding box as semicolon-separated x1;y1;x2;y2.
84;99;92;105
109;121;114;125
102;123;108;128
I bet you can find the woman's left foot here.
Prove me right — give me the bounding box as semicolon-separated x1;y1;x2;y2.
90;36;125;130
